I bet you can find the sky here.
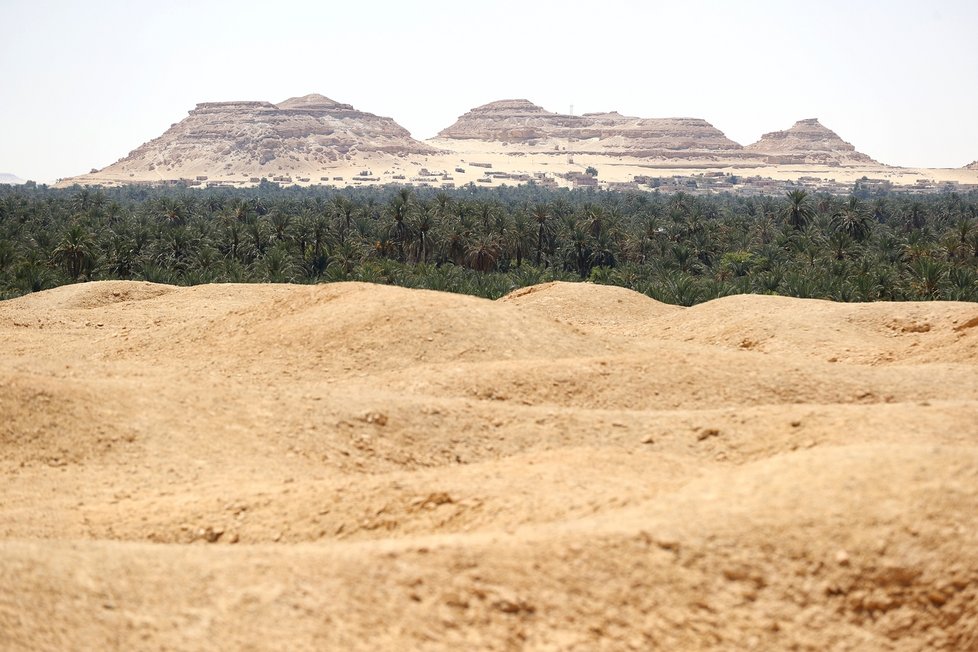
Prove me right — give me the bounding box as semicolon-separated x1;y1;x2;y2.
1;0;976;182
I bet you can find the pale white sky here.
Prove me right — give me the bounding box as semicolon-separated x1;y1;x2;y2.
1;0;976;182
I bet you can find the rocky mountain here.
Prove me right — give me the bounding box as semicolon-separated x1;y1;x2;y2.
434;99;749;160
745;118;876;166
71;94;437;183
0;173;26;185
964;161;978;170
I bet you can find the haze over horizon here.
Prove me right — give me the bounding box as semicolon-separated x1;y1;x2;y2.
1;0;976;182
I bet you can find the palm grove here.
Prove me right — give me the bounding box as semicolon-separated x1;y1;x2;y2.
1;182;977;304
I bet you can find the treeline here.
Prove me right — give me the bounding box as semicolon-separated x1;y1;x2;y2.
1;182;977;304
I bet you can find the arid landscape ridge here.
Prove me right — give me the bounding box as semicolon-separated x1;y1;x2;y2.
57;93;978;191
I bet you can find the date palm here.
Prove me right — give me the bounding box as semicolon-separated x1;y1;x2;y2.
507;212;536;268
52;223;97;280
780;190;816;230
465;235;501;273
831;196;873;242
531;203;551;265
388;190;413;262
411;203;436;265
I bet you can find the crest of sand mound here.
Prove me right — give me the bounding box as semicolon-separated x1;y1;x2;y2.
500;281;679;336
3;281;978;650
6;281;626;375
657;292;978;364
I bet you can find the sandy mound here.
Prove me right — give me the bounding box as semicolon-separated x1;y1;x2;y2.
657;293;978;364
501;281;679;336
2;281;977;650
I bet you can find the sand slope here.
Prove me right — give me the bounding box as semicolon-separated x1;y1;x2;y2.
2;281;977;650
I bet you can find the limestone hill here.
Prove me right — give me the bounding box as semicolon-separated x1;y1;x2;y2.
63;94;437;186
432;99;751;161
746;118;876;166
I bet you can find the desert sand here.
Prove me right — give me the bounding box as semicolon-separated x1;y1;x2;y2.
2;280;977;650
64;145;978;191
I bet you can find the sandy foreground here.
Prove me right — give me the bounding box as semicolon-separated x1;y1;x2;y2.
1;281;977;650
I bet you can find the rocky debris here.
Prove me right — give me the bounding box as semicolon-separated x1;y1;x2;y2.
436;99;752;159
745;118;877;166
80;93;436;181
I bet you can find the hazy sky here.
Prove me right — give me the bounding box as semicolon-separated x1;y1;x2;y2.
2;0;976;182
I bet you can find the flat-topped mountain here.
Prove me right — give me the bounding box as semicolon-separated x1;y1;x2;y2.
434;99;747;159
746;118;876;166
66;94;437;184
54;93;975;190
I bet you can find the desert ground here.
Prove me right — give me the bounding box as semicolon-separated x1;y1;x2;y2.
62;145;978;191
1;280;977;650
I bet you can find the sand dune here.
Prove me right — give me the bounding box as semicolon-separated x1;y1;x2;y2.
2;281;977;650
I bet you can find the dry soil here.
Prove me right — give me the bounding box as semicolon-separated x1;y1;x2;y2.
1;281;977;650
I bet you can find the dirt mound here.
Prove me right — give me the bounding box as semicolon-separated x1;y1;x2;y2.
104;282;614;377
501;281;678;336
657;293;978;364
2;281;976;650
5;280;176;311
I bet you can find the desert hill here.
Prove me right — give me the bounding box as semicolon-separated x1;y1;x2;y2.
67;94;437;185
432;99;751;160
2;280;977;649
965;160;978;170
0;172;26;185
746;118;877;166
53;93;978;191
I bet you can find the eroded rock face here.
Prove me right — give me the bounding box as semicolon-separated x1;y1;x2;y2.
91;94;436;178
746;118;876;166
436;99;748;159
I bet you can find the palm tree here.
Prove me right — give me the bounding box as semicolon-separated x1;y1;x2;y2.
411;203;436;265
903;202;927;231
52;223;97;280
465;235;501;273
909;258;947;299
507;212;536;268
779;190;816;230
476;201;497;233
585;204;607;238
333;196;356;244
434;192;453;220
269;209;291;242
531;203;550;265
388;190;413;262
831;196;872;241
561;218;592;278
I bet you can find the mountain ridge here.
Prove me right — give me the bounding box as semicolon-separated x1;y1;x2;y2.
57;93;976;190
